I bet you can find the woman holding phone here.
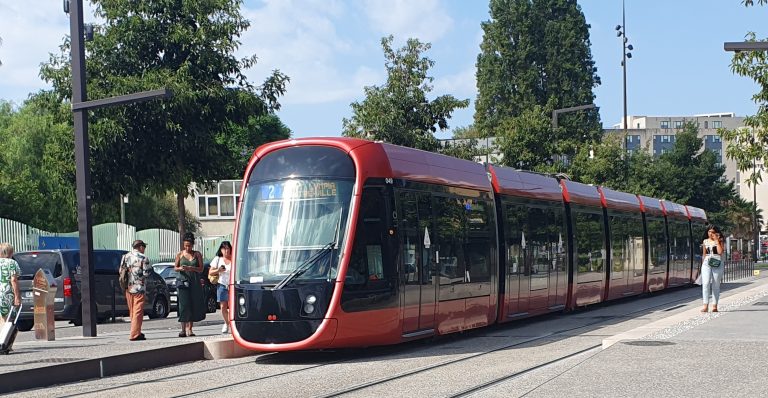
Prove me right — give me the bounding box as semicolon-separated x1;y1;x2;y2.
208;241;232;334
701;224;725;313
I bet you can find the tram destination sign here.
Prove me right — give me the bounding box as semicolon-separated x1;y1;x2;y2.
260;181;338;200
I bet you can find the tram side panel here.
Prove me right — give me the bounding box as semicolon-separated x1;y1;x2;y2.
497;196;568;321
569;204;608;306
605;209;646;300
336;183;403;348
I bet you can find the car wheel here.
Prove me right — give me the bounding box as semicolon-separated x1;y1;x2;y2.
72;312;83;326
206;295;218;313
149;296;169;319
17;319;33;332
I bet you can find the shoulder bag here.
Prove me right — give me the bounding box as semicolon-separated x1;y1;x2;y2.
208;257;220;285
708;257;722;268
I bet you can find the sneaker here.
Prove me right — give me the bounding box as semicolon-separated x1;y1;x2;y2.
221;323;229;334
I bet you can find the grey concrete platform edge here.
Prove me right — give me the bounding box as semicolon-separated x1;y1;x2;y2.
0;338;254;394
602;277;767;349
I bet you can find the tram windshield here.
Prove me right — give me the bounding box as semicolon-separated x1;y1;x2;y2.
235;178;353;285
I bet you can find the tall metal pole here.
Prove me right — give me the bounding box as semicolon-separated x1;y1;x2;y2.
755;159;760;262
621;0;628;145
69;0;97;337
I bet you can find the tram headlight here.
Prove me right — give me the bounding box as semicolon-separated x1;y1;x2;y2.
238;295;247;316
303;304;315;314
305;295;317;305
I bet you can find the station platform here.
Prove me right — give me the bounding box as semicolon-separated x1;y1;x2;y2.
2;269;767;396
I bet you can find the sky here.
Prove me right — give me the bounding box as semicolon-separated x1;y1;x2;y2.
1;0;767;139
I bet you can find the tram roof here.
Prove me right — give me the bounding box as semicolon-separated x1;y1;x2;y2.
686;205;708;223
487;166;562;202
635;195;664;217
560;180;602;208
662;200;690;220
599;186;642;213
379;143;492;191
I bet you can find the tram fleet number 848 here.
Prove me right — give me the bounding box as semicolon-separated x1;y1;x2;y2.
228;137;706;352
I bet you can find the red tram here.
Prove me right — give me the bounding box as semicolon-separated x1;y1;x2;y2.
229;138;707;351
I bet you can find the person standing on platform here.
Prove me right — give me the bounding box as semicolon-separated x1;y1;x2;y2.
701;224;725;313
0;243;21;323
175;233;206;337
121;240;152;341
208;241;232;334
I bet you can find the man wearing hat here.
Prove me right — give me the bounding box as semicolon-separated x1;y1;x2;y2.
120;240;152;341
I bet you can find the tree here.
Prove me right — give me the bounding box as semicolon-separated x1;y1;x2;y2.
342;35;469;152
569;135;630;190
474;0;601;168
720;32;768;190
495;104;555;170
39;0;290;241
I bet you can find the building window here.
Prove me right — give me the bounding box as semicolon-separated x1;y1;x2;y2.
712;120;722;128
660;121;669;129
661;135;670;143
713;135;721;143
197;180;242;218
674;121;683;128
704;121;709;129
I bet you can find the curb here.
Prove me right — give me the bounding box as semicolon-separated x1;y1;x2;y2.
0;342;204;394
602;279;768;349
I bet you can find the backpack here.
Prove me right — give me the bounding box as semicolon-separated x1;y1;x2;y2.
119;255;130;291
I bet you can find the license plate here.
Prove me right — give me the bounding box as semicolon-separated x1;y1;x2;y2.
23;291;33;298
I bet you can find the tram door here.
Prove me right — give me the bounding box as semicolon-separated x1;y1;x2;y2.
400;191;437;334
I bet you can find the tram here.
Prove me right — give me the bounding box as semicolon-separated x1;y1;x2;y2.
230;137;707;351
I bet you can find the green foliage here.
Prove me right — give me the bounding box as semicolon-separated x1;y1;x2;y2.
93;192;200;233
451;124;481;139
475;0;601;163
720;32;768;188
495;105;555;170
569;135;629;190
39;0;290;236
342;36;469;151
438;138;483;161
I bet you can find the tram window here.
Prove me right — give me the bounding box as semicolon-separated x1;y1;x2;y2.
669;222;691;268
344;187;392;288
572;208;605;283
647;218;667;273
609;213;645;279
434;196;467;285
505;200;566;277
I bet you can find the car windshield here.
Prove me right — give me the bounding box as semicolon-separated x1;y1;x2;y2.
235;178;352;285
159;267;179;279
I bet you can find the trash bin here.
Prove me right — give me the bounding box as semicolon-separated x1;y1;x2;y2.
33;269;57;341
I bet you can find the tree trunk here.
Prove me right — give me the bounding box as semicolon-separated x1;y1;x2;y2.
176;187;186;249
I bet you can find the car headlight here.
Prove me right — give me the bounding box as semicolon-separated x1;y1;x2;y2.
305;295;317;305
303;304;315;314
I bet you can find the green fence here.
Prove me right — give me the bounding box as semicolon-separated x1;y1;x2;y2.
0;218;231;264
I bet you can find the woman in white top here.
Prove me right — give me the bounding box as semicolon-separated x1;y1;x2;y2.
701;225;725;313
208;241;232;333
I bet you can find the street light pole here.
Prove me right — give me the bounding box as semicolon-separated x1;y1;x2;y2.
723;40;768;262
66;0;171;336
616;0;633;152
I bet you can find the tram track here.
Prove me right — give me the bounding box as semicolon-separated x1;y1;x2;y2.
313;290;700;398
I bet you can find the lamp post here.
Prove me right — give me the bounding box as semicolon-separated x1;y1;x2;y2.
551;103;596;166
723;40;768;262
615;0;633;152
65;0;171;336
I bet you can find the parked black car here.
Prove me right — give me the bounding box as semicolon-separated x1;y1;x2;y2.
13;249;171;331
159;263;218;314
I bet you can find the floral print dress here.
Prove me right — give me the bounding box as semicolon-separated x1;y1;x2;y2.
0;258;21;317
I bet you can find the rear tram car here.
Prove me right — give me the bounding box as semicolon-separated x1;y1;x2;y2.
230;138;707;351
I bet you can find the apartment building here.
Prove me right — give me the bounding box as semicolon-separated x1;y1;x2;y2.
606;113;766;226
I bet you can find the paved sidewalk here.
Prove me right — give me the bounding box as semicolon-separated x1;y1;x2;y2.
0;321;251;394
2;271;766;396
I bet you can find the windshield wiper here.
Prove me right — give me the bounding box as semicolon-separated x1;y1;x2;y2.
273;241;335;290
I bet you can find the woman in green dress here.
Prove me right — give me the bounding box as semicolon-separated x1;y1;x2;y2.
174;233;206;337
0;243;21;322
